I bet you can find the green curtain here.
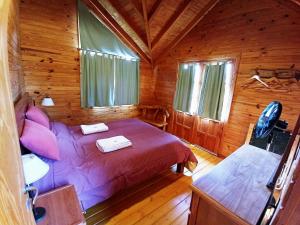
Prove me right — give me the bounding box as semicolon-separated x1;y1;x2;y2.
78;0;140;107
197;63;226;120
173;64;196;113
81;52;114;107
114;58;139;105
78;1;137;59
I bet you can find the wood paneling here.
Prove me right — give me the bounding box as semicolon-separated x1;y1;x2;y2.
20;0;155;125
191;116;223;155
8;0;24;101
154;0;300;157
101;0;218;61
0;0;35;224
171;111;224;155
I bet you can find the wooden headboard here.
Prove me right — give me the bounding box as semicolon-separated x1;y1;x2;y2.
14;93;33;137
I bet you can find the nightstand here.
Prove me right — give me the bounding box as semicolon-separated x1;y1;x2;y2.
35;185;85;225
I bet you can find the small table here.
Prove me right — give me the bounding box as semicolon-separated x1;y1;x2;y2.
35;185;85;225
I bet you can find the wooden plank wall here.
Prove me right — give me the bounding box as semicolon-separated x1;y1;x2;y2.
0;0;36;223
153;0;300;157
8;0;24;101
19;0;155;125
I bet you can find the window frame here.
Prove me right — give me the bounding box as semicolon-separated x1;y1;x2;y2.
175;56;239;123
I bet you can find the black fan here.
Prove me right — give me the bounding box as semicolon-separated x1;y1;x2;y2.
254;101;282;139
253;101;291;190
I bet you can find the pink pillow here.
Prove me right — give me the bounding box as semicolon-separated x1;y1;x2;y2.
26;105;50;129
20;119;60;160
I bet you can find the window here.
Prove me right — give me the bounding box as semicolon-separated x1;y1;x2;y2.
173;60;234;121
80;51;139;107
78;1;139;108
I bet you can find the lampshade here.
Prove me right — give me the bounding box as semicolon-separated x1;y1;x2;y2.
41;97;55;106
22;154;49;185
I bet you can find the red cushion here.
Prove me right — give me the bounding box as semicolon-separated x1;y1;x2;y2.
26;105;50;129
20;119;60;160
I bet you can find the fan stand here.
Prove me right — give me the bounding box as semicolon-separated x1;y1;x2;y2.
265;132;274;152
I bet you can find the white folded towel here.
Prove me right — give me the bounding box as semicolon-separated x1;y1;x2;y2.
80;123;109;135
96;136;132;153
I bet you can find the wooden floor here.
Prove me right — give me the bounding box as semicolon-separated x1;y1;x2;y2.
85;146;222;225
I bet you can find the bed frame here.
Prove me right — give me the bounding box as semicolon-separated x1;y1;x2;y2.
14;93;184;173
14;93;33;137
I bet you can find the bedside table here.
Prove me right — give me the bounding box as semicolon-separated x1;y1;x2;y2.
35;185;85;225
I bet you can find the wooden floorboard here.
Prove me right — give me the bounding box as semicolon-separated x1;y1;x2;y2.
85;145;221;225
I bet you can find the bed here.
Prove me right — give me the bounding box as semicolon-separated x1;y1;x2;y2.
15;94;198;210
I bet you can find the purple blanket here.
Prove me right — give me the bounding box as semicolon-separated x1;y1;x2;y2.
34;118;197;209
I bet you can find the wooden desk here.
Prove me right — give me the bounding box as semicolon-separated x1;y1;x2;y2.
35;185;85;225
188;144;281;225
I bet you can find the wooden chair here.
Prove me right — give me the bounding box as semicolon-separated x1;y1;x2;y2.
138;105;170;131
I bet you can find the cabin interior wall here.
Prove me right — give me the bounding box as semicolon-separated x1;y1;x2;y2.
19;0;156;125
8;0;24;101
153;0;300;156
13;0;300;156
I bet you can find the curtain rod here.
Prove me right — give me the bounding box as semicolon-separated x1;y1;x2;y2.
77;48;140;61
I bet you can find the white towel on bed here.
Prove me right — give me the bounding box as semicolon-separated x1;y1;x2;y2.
80;123;109;135
96;136;132;152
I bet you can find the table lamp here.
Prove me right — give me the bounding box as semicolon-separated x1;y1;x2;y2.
22;154;49;222
41;96;55;107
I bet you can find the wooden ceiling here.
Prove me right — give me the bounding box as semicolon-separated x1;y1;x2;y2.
82;0;300;63
82;0;220;62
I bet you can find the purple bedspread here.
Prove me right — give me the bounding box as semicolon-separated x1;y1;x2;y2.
34;118;197;209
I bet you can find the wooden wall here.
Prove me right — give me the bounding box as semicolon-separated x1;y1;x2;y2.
154;0;300;156
19;0;155;125
8;0;24;101
1;0;36;223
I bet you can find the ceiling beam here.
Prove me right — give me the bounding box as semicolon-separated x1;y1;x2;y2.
108;0;147;47
142;0;152;62
129;0;143;18
152;0;192;49
154;0;220;63
148;0;163;24
87;0;151;62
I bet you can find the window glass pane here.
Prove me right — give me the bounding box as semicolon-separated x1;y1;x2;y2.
173;63;197;113
220;62;233;121
190;63;201;114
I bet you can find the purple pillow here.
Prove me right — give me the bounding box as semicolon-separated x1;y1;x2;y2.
20;119;60;160
26;105;50;129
